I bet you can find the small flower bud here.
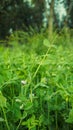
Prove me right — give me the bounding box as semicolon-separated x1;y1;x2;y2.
21;80;27;85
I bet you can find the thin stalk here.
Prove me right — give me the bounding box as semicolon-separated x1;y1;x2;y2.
2;106;10;130
30;87;33;103
16;118;23;130
55;110;58;130
29;35;57;86
47;101;51;130
55;95;58;130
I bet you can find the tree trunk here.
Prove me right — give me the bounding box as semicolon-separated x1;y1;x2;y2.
63;0;72;43
48;0;54;39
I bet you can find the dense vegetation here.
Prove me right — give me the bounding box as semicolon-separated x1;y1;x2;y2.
0;30;73;130
0;0;73;129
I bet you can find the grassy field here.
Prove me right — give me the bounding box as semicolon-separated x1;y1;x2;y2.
0;31;73;130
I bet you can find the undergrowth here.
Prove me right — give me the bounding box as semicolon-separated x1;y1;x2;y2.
0;31;73;130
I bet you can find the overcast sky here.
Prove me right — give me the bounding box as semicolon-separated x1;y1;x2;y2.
56;2;66;21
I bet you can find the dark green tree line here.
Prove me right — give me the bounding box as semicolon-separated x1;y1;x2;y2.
0;0;73;39
0;0;44;39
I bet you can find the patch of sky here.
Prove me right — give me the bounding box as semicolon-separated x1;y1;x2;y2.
56;2;66;22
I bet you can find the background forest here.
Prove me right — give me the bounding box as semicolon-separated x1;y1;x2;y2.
0;0;73;130
0;0;73;39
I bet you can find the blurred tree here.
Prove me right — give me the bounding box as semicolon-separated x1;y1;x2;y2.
0;0;44;39
31;0;55;38
48;0;55;38
45;0;73;38
62;0;73;28
0;0;73;40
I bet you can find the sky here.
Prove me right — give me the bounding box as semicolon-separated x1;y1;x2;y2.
56;2;66;21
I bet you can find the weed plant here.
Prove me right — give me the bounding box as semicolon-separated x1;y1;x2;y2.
0;30;73;130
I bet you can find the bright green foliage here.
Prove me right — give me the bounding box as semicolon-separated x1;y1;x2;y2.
0;32;73;130
0;91;7;107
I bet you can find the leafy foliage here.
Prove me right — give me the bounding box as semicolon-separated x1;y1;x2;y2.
0;32;73;130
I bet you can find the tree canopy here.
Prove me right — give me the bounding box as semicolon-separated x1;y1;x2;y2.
0;0;73;39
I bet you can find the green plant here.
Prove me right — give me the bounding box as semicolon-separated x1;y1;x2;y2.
0;31;73;130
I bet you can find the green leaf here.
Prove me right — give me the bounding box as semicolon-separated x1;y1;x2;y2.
24;100;33;110
22;111;27;119
66;109;73;123
0;117;5;122
43;39;50;47
0;91;7;107
22;115;38;128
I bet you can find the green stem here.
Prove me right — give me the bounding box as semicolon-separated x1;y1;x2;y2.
55;110;58;130
47;101;50;130
29;35;57;86
16;118;23;130
2;106;10;130
55;95;58;130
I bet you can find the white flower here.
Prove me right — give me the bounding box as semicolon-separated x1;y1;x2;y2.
29;93;34;98
20;104;24;109
15;99;21;103
21;80;27;85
